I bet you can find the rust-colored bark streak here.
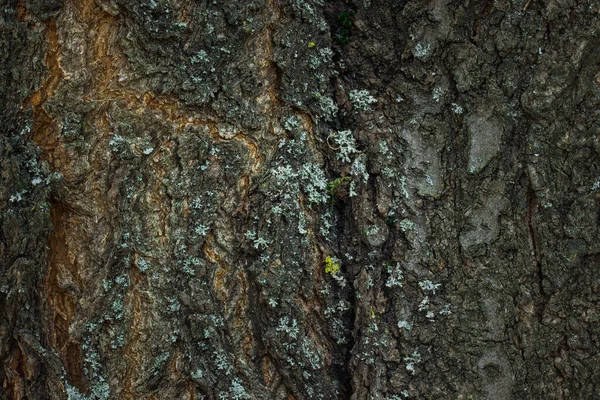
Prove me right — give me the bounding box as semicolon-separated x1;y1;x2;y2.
20;0;276;395
121;267;144;400
235;270;255;361
235;134;264;175
45;201;85;388
262;355;276;386
16;0;28;22
236;270;248;319
24;20;63;155
169;353;197;400
75;0;120;99
204;235;230;303
24;22;63;109
20;6;84;391
3;346;27;399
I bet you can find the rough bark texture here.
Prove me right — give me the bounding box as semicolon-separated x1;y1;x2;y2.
1;0;599;399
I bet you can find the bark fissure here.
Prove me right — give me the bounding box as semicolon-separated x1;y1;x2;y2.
526;186;547;323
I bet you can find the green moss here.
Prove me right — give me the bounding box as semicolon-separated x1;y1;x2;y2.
324;256;340;274
326;177;350;197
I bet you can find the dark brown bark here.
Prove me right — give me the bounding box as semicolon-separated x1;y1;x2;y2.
1;0;599;399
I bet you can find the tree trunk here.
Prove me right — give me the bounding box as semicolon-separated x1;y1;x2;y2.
1;0;599;398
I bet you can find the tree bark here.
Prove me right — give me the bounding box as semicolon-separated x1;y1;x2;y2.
1;0;599;399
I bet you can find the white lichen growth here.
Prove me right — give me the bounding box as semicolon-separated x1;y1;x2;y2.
9;190;27;203
404;350;422;375
419;280;441;294
331;130;359;163
399;219;415;232
413;42;431;59
418;296;430;311
319;96;338;120
432;87;444;103
451;103;464;114
439;304;452;315
300;163;328;204
350;156;369;183
349;89;377;112
253;237;269;250
276;316;300;339
397;320;412;331
386;263;404;288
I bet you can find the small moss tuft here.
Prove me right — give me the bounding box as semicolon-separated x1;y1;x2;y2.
324;256;340;274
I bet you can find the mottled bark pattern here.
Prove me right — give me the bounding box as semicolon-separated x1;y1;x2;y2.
1;0;599;399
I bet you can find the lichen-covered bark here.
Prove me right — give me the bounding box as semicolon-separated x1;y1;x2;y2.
1;0;599;399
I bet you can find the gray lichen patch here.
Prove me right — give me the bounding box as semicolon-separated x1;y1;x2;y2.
466;110;503;175
400;125;444;198
459;191;510;257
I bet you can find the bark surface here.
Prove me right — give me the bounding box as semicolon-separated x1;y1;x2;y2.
1;0;599;399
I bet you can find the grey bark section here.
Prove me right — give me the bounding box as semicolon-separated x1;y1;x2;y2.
1;0;599;399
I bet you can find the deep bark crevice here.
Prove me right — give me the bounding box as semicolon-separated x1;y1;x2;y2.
526;186;547;323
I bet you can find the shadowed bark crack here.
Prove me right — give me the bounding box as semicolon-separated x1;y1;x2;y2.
526;186;547;323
